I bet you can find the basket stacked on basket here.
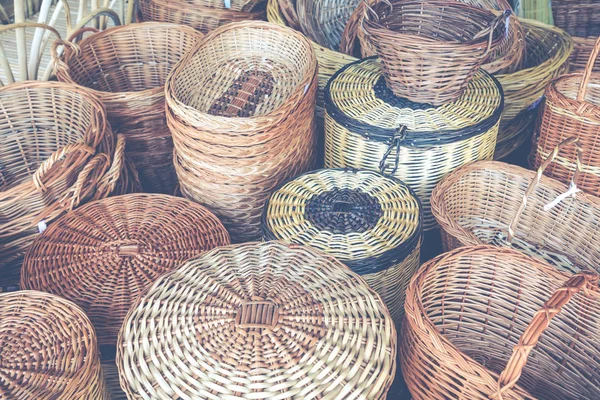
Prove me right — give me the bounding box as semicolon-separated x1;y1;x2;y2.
262;168;422;327
402;245;600;399
531;38;600;196
166;21;318;242
0;290;108;399
54;22;203;195
116;241;397;399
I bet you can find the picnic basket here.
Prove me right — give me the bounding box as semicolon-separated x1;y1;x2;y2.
262;168;422;327
324;57;503;230
117;241;397;399
166;21;317;242
402;245;600;400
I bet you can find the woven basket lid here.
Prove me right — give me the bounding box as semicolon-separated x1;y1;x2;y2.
0;290;104;399
325;57;504;147
117;241;397;399
21;193;230;346
262;168;422;273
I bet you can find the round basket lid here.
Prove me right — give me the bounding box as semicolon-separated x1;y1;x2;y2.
262;168;422;274
0;290;103;398
117;241;396;399
324;57;503;147
21;193;230;346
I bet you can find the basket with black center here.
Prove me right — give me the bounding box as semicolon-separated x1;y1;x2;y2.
262;168;422;327
324;57;503;231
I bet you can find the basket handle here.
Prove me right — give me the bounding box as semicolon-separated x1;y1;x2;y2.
378;125;407;177
491;271;600;399
507;136;582;245
474;10;512;59
67;26;100;43
577;36;600;102
33;143;96;192
94;134;128;199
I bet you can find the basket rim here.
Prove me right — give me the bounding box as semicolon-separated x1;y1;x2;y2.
546;72;600;119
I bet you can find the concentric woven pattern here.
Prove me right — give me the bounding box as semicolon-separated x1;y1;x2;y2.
21;193;231;347
431;160;600;273
324;57;502;230
117;241;396;399
0;290;108;399
401;245;600;399
262;168;422;326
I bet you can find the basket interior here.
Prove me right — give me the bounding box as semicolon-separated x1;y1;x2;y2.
297;0;361;49
171;25;314;118
520;24;565;70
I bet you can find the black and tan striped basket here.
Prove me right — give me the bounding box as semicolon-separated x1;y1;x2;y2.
262;168;422;327
324;57;504;230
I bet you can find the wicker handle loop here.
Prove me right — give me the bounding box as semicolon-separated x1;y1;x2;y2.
67;26;100;43
33;143;96;192
476;10;511;59
51;38;81;72
378;125;406;177
577;36;600;101
492;271;600;399
507;137;582;244
62;153;110;209
94;134;127;200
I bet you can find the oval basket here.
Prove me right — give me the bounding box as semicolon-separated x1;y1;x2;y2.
324;57;503;230
117;241;396;399
530;38;600;195
166;21;318;242
402;245;600;399
432;137;600;274
0;290;108;399
54;22;203;195
262;168;422;327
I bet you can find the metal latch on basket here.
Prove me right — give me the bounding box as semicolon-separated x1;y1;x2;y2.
379;125;407;177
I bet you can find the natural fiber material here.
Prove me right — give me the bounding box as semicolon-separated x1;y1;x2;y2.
324;57;503;230
493;19;572;159
262;168;422;327
570;36;600;73
531;38;600;195
0;290;108;399
402;245;600;399
552;0;599;38
21;193;230;347
166;21;317;242
296;0;361;50
117;241;396;399
361;0;510;105
432;138;600;274
54;22;203;194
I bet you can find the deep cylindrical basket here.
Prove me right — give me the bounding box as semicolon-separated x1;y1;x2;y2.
0;290;108;399
530;38;600;195
402;245;600;399
54;22;203;194
361;0;510;105
262;168;422;327
324;57;503;230
117;241;397;399
432;137;600;274
166;21;318;242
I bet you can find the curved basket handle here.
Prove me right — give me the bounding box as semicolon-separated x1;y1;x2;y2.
67;26;100;43
339;1;366;55
94;134;127;199
577;36;600;102
491;271;600;399
474;10;512;59
32;143;96;192
507;136;582;244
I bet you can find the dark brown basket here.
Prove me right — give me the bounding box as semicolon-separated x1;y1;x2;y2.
552;0;599;38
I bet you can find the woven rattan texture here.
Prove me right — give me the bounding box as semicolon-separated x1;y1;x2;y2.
402;245;600;399
570;37;600;73
21;193;230;347
431;159;600;274
117;241;396;399
0;290;108;399
551;0;599;38
361;0;509;105
54;22;203;195
262;168;422;327
324;58;502;230
166;21;317;242
296;0;361;50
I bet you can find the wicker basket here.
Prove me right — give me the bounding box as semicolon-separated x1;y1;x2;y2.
530;38;600;196
402;245;600;400
552;0;599;39
493;19;572;159
360;0;510;105
295;0;361;50
570;36;600;73
54;22;203;194
166;21;317;242
262;168;422;327
324;57;503;231
117;241;396;399
432;137;600;274
0;290;108;399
